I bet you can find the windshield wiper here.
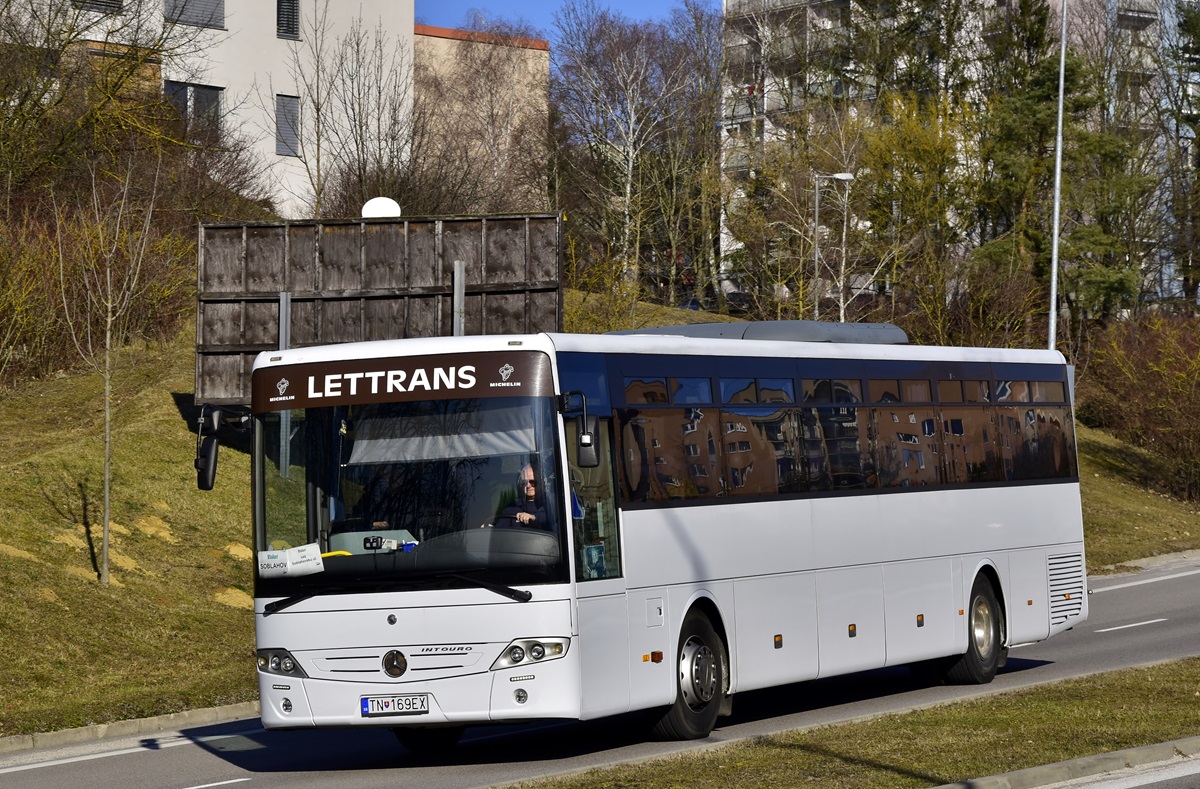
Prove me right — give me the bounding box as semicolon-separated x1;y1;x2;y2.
445;573;533;603
263;585;359;616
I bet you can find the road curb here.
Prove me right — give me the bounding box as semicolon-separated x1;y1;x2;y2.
935;734;1200;788
0;701;260;756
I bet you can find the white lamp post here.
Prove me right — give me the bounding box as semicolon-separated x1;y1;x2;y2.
1049;0;1068;350
813;172;855;320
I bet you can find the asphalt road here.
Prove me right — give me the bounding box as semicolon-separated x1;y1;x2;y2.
3;554;1199;789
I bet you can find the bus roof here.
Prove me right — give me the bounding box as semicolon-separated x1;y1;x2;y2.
252;326;1066;373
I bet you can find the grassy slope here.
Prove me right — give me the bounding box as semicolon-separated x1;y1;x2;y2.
1;316;1198;737
0;334;257;736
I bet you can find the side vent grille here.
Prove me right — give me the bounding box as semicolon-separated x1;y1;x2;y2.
1049;553;1085;625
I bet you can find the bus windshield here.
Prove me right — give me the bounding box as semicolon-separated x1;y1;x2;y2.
255;395;567;598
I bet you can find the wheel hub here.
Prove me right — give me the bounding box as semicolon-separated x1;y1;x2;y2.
971;595;995;659
679;635;717;710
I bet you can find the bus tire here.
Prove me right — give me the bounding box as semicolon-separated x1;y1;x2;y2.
652;609;725;740
946;575;1003;685
392;725;464;754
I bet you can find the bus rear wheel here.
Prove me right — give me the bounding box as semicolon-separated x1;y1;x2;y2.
946;575;1003;684
652;609;725;740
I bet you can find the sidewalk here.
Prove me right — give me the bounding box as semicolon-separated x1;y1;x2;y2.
0;701;259;756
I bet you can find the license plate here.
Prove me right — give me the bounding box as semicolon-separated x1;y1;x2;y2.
360;694;430;717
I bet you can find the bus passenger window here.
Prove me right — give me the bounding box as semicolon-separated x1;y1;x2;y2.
994;381;1030;402
869;380;901;403
804;406;870;490
902;380;932;403
624;377;668;404
964;381;990;403
938;380;963;403
720;407;799;496
671;377;713;404
618;408;717;501
873;407;939;487
758;378;794;403
804;379;862;403
1031;381;1066;403
721;378;756;404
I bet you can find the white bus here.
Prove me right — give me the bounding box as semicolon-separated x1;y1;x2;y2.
195;322;1087;748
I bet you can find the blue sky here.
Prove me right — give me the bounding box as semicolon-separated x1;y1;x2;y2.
414;0;701;40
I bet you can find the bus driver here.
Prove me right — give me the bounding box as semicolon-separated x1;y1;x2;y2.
491;465;547;529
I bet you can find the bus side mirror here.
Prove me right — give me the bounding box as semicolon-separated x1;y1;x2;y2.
576;414;599;469
561;391;600;469
195;405;222;491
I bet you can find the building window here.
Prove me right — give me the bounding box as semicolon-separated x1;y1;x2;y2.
165;81;223;139
278;0;300;39
165;0;224;28
276;94;301;157
75;0;121;12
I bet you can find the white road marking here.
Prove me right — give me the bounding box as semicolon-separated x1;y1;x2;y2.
183;780;252;789
1094;618;1168;633
1091;568;1200;593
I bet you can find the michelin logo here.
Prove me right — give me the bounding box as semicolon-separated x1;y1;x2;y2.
269;377;295;403
491;363;521;388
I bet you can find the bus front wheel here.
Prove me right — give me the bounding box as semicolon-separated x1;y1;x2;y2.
652;609;726;740
946;575;1004;684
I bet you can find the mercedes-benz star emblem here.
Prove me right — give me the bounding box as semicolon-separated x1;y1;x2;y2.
382;650;408;678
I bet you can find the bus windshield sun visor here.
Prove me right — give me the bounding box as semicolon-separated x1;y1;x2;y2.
346;406;536;464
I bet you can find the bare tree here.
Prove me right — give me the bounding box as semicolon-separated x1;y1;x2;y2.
272;1;415;217
554;0;692;282
0;0;215;201
55;153;188;585
416;20;551;214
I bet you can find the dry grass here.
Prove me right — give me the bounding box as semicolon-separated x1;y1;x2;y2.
512;660;1200;789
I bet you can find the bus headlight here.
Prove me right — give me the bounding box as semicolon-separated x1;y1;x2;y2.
257;648;309;678
491;638;569;670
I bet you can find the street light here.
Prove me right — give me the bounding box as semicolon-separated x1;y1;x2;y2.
813;172;855;320
1048;0;1068;350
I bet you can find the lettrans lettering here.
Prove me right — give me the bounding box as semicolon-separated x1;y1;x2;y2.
306;365;477;399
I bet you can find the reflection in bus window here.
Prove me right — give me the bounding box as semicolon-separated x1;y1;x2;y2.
873;407;940;487
869;380;900;402
625;377;668;404
671;377;713;404
721;378;756;404
902;380;932;403
804;405;870;490
759;379;794;403
721;407;802;496
618;407;718;501
964;381;991;403
994;381;1030;402
938;407;1002;484
938;380;963;403
1031;381;1066;402
803;379;863;403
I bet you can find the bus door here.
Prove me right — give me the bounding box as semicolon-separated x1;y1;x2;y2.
566;417;629;719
